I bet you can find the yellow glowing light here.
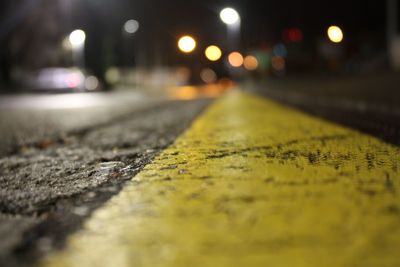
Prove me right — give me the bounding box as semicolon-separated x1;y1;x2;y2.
178;36;197;53
243;55;258;70
205;45;222;61
327;25;344;43
228;52;244;68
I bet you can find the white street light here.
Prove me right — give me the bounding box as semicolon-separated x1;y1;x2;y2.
122;20;140;66
69;29;86;47
124;19;139;34
219;7;241;52
220;7;240;25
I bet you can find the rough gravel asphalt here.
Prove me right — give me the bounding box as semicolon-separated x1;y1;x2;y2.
0;98;210;267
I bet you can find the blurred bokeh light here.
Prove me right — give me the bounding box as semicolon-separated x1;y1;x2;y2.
205;45;222;61
243;55;258;71
327;25;344;43
228;52;244;68
178;35;197;53
271;56;286;72
220;7;240;25
123;20;139;34
200;68;217;83
85;76;99;91
69;30;86;47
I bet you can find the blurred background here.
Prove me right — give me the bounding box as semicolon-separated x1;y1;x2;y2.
0;0;399;94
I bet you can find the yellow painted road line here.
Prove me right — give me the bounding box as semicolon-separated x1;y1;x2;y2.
41;91;400;267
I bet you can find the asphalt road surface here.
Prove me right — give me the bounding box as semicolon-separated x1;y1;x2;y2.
0;74;399;267
0;91;166;156
249;72;400;145
0;91;210;267
40;90;399;267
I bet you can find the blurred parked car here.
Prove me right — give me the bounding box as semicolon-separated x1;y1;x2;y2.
19;68;100;92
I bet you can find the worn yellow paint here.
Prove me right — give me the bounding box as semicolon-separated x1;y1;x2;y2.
41;91;400;267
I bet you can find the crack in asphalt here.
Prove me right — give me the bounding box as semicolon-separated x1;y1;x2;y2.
205;134;354;160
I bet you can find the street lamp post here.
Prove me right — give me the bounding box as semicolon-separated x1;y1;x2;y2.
122;19;140;67
219;7;241;51
220;8;241;78
69;29;86;68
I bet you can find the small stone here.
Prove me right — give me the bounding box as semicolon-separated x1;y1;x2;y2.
72;206;89;216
